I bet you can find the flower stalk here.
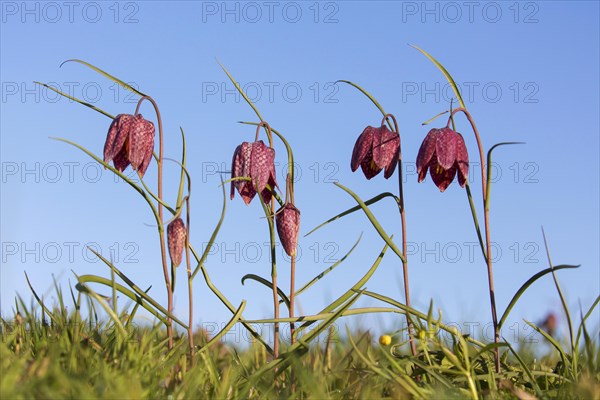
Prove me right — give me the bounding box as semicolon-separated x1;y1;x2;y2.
448;106;500;373
386;113;417;357
135;96;173;349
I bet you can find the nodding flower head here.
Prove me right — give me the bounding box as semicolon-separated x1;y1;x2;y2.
167;218;186;267
103;114;155;178
276;202;300;257
416;127;469;192
230;140;277;205
351;122;400;180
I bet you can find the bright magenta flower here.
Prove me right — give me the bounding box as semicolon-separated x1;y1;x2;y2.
351;125;400;179
416;127;469;192
167;218;186;267
230;140;277;205
103;114;155;178
276;202;300;256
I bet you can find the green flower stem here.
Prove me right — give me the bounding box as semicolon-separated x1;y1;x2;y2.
449;106;499;373
185;197;195;360
259;196;279;359
136;95;173;350
387;114;417;358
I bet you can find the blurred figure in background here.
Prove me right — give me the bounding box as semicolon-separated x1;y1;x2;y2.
540;312;558;337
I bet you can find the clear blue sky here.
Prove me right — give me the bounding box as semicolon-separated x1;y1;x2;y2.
1;1;598;345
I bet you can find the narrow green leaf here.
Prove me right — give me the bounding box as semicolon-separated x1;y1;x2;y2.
189;243;273;355
88;248;189;329
218;62;264;122
410;45;465;109
525;320;572;374
336;80;391;130
464;181;487;261
191;175;227;280
472;341;508;362
362;290;486;348
34;81;114;119
78;275;168;325
295;238;390;336
126;286;152;328
23;272;59;326
241;274;290;309
294;233;362;298
246;307;402;324
176;127;187;209
61;59;146;97
485;142;525;210
503;339;544;397
422;109;449;126
542;228;575;356
498;264;579;330
251;289;365;380
197;301;246;354
52;137;162;225
334;182;405;262
575;295;600;352
305;192;399;237
74;277;127;338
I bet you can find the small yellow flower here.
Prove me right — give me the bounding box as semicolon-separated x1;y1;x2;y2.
379;335;392;346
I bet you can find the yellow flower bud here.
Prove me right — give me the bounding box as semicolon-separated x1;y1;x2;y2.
379;335;392;346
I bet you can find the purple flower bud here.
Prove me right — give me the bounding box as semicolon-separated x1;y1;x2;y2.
167;218;186;267
276;202;300;256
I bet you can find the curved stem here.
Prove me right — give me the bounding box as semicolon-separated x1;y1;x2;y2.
185;197;195;361
136;95;173;349
448;107;499;372
388;114;417;357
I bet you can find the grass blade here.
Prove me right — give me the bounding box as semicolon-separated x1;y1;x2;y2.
295;238;390;336
498;264;579;330
23;272;59;326
334;182;405;262
34;81;114;119
191;175;227;280
197;301;246;354
74;278;127;338
294;233;362;298
241;274;290;309
218;62;264;122
485;142;525;210
88;248;189;329
410;45;465;108
336;80;393;130
61;59;146;97
78;275;168;326
305;192;399;237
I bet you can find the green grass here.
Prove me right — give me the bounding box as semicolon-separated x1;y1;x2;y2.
1;294;598;399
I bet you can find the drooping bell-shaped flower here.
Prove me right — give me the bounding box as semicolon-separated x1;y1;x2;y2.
276;202;300;257
167;217;186;267
230;140;277;205
103;113;155;178
416;127;469;192
351;124;400;179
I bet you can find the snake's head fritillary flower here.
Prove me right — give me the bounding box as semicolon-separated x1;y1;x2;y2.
167;217;186;267
276;202;300;257
230;140;277;205
351;124;400;180
416;127;469;192
103;113;155;178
